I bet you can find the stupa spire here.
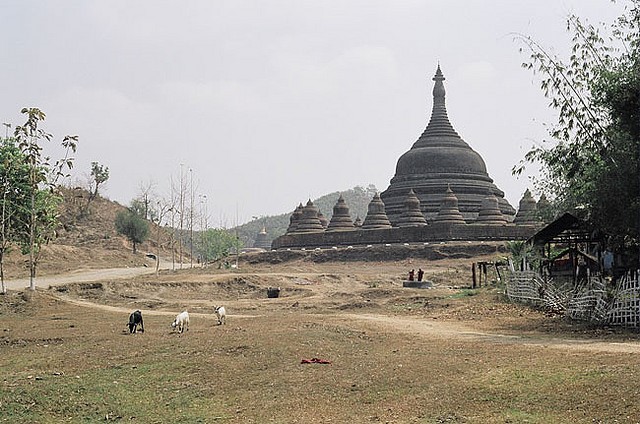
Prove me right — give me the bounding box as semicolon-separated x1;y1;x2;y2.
417;65;459;141
380;64;516;223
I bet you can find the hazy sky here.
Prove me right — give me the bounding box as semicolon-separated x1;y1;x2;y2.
0;1;625;226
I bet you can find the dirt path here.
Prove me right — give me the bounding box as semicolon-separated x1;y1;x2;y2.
46;292;261;320
45;292;640;355
3;261;179;291
343;313;640;354
11;265;640;355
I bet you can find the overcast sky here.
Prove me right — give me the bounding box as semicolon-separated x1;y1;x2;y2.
1;1;625;226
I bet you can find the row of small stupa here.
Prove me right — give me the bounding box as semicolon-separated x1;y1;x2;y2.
285;187;543;235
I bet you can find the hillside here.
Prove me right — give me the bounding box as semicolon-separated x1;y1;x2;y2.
2;188;177;279
2;185;378;280
235;184;378;247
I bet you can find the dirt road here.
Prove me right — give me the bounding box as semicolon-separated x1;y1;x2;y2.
3;261;178;291
343;313;640;354
7;262;640;356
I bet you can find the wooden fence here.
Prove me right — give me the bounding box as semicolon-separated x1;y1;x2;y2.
605;270;640;327
506;269;640;327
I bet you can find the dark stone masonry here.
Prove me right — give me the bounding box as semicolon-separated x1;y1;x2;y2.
272;65;544;250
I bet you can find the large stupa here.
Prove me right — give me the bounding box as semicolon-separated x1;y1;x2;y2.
380;65;515;224
271;64;543;251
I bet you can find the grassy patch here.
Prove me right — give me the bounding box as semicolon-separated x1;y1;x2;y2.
3;282;640;423
447;289;478;299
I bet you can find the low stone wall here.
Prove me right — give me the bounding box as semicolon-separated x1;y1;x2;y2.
244;241;509;264
272;223;538;250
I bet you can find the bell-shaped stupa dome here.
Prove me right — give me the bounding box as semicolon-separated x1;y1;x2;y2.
381;65;515;224
285;203;304;234
354;216;363;227
317;210;329;229
475;194;508;225
514;189;538;224
434;185;466;224
362;193;392;229
253;225;271;250
327;195;355;232
397;189;428;227
295;200;325;233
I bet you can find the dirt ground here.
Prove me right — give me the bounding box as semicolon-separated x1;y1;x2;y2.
2;253;640;423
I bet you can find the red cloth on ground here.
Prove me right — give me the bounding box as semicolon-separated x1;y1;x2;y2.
300;358;332;364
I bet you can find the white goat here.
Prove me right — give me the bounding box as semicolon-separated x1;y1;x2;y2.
214;306;226;325
171;311;190;333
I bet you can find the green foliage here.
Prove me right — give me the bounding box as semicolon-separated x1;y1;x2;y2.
506;240;546;271
0;138;31;238
0;138;31;289
14;108;77;190
16;190;62;254
89;161;109;198
514;1;640;250
128;198;147;218
234;185;378;247
130;194;157;222
198;228;241;263
447;289;478;299
10;108;77;287
114;209;149;253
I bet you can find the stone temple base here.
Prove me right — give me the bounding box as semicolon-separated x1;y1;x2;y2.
403;280;433;289
272;223;539;250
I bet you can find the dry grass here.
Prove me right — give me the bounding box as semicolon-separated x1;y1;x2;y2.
2;259;640;423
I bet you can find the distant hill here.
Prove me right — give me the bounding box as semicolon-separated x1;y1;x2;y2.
234;185;378;248
2;185;379;279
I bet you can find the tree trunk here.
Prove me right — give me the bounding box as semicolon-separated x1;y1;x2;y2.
0;250;5;295
1;189;6;294
29;182;36;291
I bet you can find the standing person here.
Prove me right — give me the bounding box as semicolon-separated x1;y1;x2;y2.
408;269;415;281
417;269;424;282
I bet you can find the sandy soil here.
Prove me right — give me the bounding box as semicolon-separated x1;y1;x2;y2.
4;254;640;423
18;254;640;353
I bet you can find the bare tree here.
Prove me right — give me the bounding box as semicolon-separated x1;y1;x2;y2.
153;197;175;275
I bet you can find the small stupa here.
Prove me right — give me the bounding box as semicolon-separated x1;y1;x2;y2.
397;189;428;227
317;210;329;229
326;195;355;232
285;203;304;234
295;200;325;233
475;194;508;225
513;189;538;224
434;185;466;224
361;193;392;229
253;225;271;250
354;216;363;227
536;194;552;223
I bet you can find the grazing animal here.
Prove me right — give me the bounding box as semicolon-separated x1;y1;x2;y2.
214;306;226;325
171;311;189;333
128;310;144;334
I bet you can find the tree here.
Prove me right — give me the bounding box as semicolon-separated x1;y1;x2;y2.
76;161;109;219
152;198;174;275
198;228;242;264
13;108;77;290
0;138;30;293
114;209;149;254
89;161;109;197
514;1;640;253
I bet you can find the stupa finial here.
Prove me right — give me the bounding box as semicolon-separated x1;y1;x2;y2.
432;65;446;98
